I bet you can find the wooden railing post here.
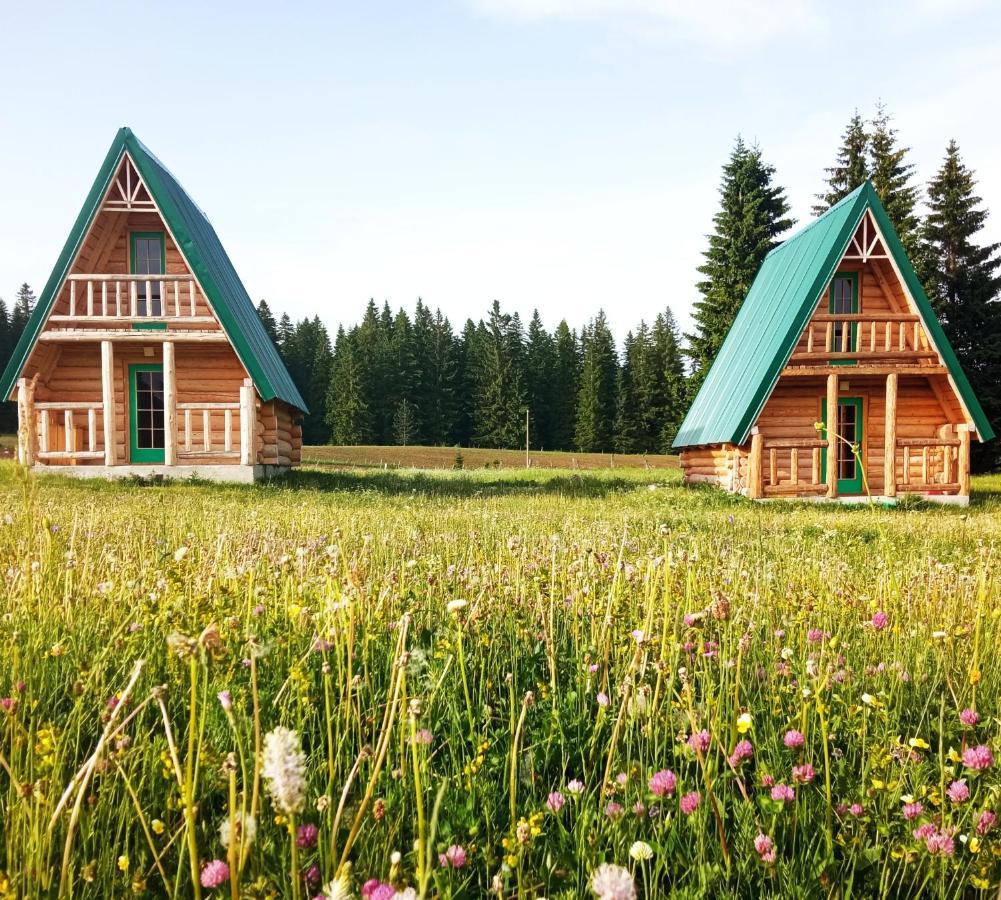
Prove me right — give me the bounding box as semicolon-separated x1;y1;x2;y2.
826;373;839;499
240;379;256;467
101;340;116;465
16;377;36;466
884;372;897;498
747;430;763;499
958;425;971;497
163;341;177;466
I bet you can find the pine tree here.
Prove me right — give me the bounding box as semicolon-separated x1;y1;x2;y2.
869;103;919;255
387;309;419;445
325;328;372;444
614;331;643;453
919;141;1001;470
412;302;459;445
353;301;393;443
550;322;580;451
256;300;279;345
575;312;618;452
276;313;294;352
452;319;480;447
473;301;526;448
651;309;687;451
283;316;333;444
525;311;556;449
0;298;13;433
814;112;869;213
688;138;793;389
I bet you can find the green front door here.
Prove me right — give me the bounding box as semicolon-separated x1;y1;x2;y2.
821;397;865;494
129;363;165;463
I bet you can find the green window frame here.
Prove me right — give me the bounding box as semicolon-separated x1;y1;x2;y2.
828;271;859;364
820;396;865;494
130;231;165;318
128;363;166;463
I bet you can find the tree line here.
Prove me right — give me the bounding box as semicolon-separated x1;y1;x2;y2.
255;298;687;454
2;103;999;466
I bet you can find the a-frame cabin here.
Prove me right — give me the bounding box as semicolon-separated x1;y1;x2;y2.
674;182;994;505
0;127;306;482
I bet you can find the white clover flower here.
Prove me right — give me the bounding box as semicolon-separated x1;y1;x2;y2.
219;811;257;849
629;840;654;861
447;599;468;613
780;647;794;660
321;872;353;900
590;863;636;899
262;726;307;816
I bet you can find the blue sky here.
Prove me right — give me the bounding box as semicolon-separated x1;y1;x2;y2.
2;0;999;340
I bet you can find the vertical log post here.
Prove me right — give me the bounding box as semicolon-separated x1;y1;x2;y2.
958;424;971;497
747;430;763;500
163;341;177;466
16;377;36;466
826;373;839;499
884;372;897;498
240;378;256;467
101;340;116;465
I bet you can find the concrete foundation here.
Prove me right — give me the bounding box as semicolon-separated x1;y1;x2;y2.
31;463;291;484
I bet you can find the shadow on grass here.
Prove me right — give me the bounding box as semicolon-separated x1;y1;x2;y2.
261;467;660;499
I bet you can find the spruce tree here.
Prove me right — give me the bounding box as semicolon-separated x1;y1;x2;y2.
575;312;618;453
283;316;333;444
919;141;1001;470
688;138;793;389
452;319;480;447
11;283;35;335
0;298;13;433
614;330;642;453
256;300;279;345
525;311;556;449
473;301;526;449
869;103;919;256
550;322;580;451
276;313;294;353
387;309;419;445
652;309;687;451
814;111;869;214
412;303;459;445
325;329;372;444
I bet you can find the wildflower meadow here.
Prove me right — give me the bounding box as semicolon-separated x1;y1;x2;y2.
1;461;1001;898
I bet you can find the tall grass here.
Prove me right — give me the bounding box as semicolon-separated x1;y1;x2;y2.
0;462;1000;898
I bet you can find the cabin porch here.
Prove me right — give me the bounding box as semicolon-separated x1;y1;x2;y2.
12;333;283;482
683;369;973;505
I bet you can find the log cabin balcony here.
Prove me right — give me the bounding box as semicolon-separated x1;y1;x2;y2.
788;313;938;368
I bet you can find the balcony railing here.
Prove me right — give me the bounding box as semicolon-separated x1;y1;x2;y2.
49;274;214;322
790;314;937;364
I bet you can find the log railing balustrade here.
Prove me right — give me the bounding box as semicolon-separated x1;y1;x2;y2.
791;314;936;364
51;274;214;322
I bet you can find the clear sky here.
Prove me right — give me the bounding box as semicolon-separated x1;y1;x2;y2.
2;0;999;341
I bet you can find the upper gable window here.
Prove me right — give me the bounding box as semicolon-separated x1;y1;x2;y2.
831;274;857;315
131;232;164;316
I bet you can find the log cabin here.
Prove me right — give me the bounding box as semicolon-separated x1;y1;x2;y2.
0;127;306;482
673;181;993;505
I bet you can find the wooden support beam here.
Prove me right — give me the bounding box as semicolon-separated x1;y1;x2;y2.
747;431;764;499
16;377;36;466
958;425;971;497
101;340;116;465
163;341;177;466
826;373;838;499
782;365;948;378
38;330;228;343
884;372;897;498
240;379;256;467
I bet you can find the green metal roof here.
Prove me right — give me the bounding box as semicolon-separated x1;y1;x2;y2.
673;181;993;448
0;127;307;413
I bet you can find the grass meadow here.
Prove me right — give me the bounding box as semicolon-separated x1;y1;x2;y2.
1;459;1000;898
